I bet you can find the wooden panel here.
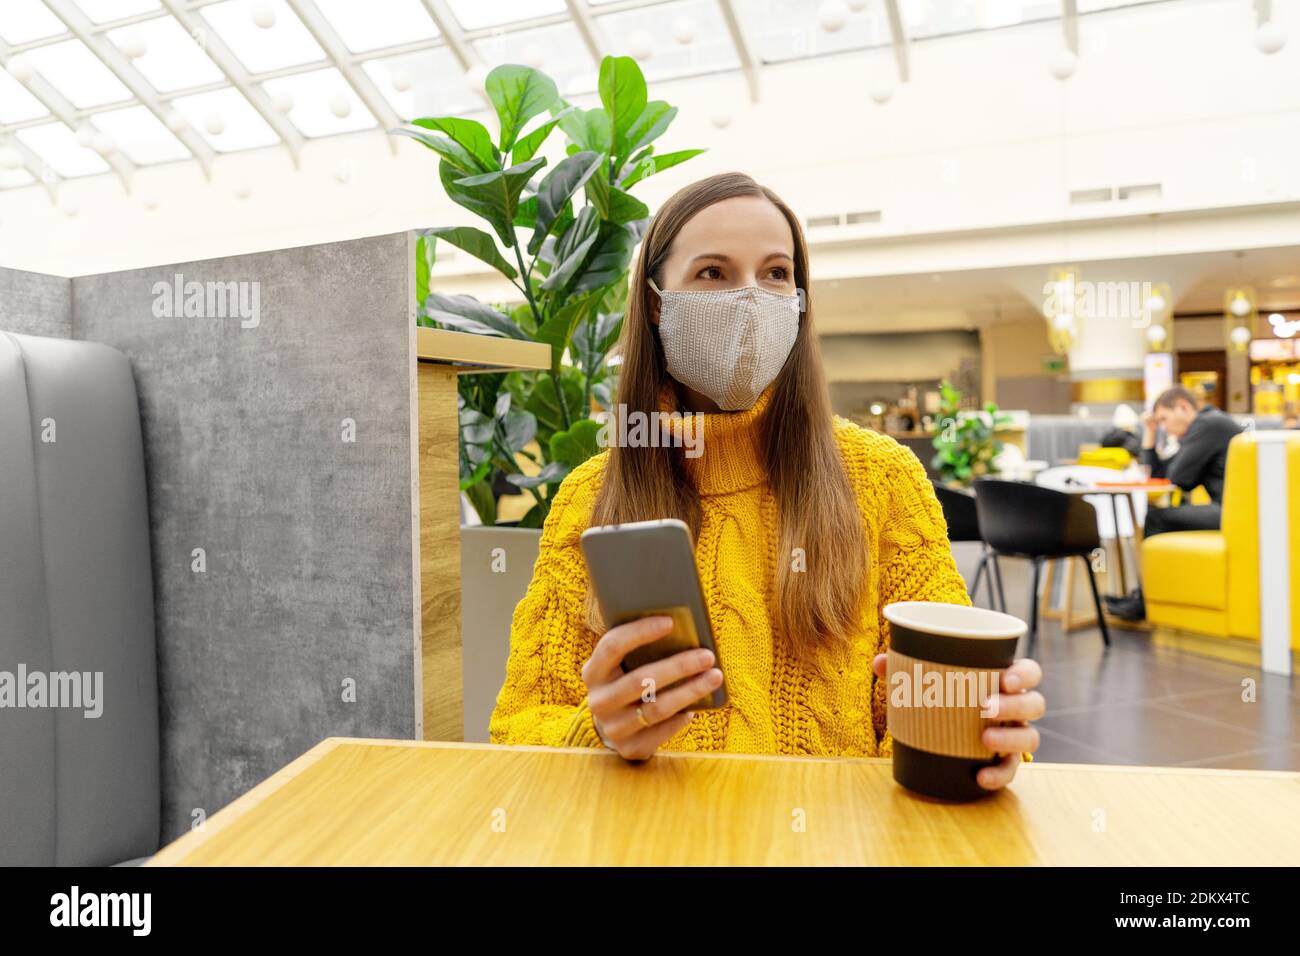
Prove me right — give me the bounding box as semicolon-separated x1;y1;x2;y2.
416;327;549;372
418;363;463;741
148;737;1300;866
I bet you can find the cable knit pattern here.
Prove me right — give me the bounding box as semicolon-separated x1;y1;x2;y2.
489;385;1032;764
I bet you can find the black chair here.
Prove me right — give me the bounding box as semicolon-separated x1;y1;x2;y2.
972;479;1111;649
931;480;1006;613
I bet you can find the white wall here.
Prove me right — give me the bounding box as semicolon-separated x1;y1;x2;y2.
3;0;1297;280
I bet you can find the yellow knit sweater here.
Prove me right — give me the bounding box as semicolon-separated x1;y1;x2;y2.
489;386;1019;761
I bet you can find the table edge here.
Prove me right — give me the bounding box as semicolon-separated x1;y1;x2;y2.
145;737;1300;865
146;738;344;866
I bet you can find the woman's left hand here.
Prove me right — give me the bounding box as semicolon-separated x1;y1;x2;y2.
871;655;1046;790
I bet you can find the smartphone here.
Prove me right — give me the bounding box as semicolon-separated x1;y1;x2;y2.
579;518;727;710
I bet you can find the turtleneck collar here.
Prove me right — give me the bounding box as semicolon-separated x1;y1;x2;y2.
658;381;774;496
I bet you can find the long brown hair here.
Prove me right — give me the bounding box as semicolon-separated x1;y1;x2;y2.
587;171;868;655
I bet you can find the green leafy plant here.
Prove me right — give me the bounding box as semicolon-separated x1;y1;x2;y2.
398;56;703;527
930;380;1012;486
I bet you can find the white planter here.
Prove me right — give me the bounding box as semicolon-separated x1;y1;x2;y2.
460;525;543;742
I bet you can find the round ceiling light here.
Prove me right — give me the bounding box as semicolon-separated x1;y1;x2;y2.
818;0;850;33
251;1;276;30
120;34;148;59
7;56;34;83
329;93;351;118
628;29;654;61
671;16;698;45
204;112;226;136
1256;21;1286;55
1050;48;1077;80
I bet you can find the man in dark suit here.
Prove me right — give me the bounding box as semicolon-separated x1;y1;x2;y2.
1105;385;1242;621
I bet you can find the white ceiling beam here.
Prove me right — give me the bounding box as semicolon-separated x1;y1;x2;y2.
565;0;606;64
160;0;305;167
284;0;402;152
41;0;215;182
1062;0;1079;54
0;35;134;191
5;135;59;202
884;0;910;83
717;0;760;103
418;0;479;70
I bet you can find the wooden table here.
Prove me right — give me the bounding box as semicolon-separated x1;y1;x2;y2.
147;738;1300;866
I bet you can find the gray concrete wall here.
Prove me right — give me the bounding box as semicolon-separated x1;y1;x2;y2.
72;234;416;843
0;266;71;338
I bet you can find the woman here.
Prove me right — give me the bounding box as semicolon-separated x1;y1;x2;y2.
490;172;1044;790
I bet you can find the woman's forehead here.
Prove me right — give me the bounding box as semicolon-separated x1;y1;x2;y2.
673;195;794;253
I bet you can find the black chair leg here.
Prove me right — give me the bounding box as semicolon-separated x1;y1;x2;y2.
1027;557;1042;653
991;554;1007;613
982;548;999;610
969;551;987;604
1082;554;1112;647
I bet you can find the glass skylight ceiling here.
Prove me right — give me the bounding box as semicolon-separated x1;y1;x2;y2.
0;0;1183;193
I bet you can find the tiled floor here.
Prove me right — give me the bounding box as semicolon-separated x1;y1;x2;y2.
953;545;1300;771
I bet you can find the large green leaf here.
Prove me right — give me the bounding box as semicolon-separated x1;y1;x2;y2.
585;167;611;219
421;226;517;280
446;155;546;246
570;310;623;379
570;222;637;295
499;409;537;454
623;101;674;158
518;502;547;528
620;147;705;188
463;477;496;523
393;128;482;174
426;293;529;339
558;107;612;154
511;105;576;165
506;460;569;490
526;372;584;442
486;65;560;153
599;56;648;160
529;151;603;255
411;117;496;171
540;206;600;293
535;292;600;371
414;234;435;319
605;186;648;225
550;418;602;469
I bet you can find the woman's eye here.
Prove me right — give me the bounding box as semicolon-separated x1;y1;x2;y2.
697;266;723;280
767;266;790;281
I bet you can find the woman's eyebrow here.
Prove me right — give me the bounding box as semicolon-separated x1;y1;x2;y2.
688;253;732;265
761;251;794;262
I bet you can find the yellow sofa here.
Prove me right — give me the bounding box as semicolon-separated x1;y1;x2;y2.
1142;432;1300;648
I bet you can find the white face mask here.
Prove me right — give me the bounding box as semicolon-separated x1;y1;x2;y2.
648;277;802;411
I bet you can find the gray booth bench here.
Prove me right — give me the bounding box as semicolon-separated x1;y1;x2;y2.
0;332;160;866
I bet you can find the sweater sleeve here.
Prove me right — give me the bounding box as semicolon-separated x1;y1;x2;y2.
869;443;1033;765
487;456;608;749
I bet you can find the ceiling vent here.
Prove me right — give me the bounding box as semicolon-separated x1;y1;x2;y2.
1118;182;1162;201
1070;187;1114;205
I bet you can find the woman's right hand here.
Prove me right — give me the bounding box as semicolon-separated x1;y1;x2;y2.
581;615;724;761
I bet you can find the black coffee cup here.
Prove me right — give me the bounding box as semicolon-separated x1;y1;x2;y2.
883;601;1027;801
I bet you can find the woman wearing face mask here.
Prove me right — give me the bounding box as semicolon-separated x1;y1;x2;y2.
489;172;1045;790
